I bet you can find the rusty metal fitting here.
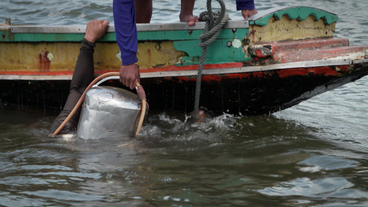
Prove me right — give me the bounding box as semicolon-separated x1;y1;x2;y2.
241;37;250;46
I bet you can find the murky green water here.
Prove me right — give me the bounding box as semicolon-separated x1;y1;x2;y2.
1;0;368;206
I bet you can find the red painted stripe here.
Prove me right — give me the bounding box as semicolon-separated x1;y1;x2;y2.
0;63;244;76
154;67;346;82
270;38;350;52
0;64;348;80
138;62;244;73
274;45;367;63
250;38;351;59
276;66;342;78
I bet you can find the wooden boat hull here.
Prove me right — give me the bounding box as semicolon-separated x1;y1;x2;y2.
1;6;368;115
1;60;367;115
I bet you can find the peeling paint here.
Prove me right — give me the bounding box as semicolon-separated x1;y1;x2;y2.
249;45;272;58
147;48;151;66
116;50;121;62
39;49;51;72
249;15;335;43
47;51;54;61
243;45;249;58
232;38;241;49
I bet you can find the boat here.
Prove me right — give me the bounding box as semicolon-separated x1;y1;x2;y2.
1;6;368;115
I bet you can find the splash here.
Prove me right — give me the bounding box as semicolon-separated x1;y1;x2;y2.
139;112;241;144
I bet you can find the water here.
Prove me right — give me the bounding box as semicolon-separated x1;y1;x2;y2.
1;0;368;206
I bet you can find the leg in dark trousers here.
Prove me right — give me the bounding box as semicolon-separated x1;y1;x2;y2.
50;39;95;134
50;20;109;134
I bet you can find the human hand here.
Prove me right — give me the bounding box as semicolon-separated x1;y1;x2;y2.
119;64;140;89
84;19;109;43
241;9;258;19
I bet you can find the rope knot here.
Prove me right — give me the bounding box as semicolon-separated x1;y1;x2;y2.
199;11;223;22
198;0;229;48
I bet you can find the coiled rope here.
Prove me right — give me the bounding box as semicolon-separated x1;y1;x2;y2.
193;0;229;119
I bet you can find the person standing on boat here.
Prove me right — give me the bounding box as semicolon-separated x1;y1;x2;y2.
134;0;199;25
50;20;109;134
113;0;256;90
236;0;258;19
113;0;198;90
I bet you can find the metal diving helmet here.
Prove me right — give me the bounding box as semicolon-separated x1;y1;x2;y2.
77;76;147;139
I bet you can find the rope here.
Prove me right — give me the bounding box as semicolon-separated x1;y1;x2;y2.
193;0;229;119
134;82;147;138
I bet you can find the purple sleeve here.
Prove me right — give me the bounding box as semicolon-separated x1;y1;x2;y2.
113;0;138;66
236;0;255;11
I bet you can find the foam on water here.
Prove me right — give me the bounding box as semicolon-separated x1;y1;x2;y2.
139;112;241;144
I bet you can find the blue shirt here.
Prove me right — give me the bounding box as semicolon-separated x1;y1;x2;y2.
112;0;255;66
236;0;255;11
113;0;138;66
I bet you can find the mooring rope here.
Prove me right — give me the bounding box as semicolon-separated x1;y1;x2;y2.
193;0;229;119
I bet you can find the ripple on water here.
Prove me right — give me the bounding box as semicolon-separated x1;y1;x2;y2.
20;189;104;202
297;155;358;172
0;191;53;207
258;177;355;197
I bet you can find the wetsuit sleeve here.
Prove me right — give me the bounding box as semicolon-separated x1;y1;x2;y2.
236;0;255;11
113;0;138;66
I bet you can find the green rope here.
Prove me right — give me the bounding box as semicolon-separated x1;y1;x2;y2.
193;0;229;119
